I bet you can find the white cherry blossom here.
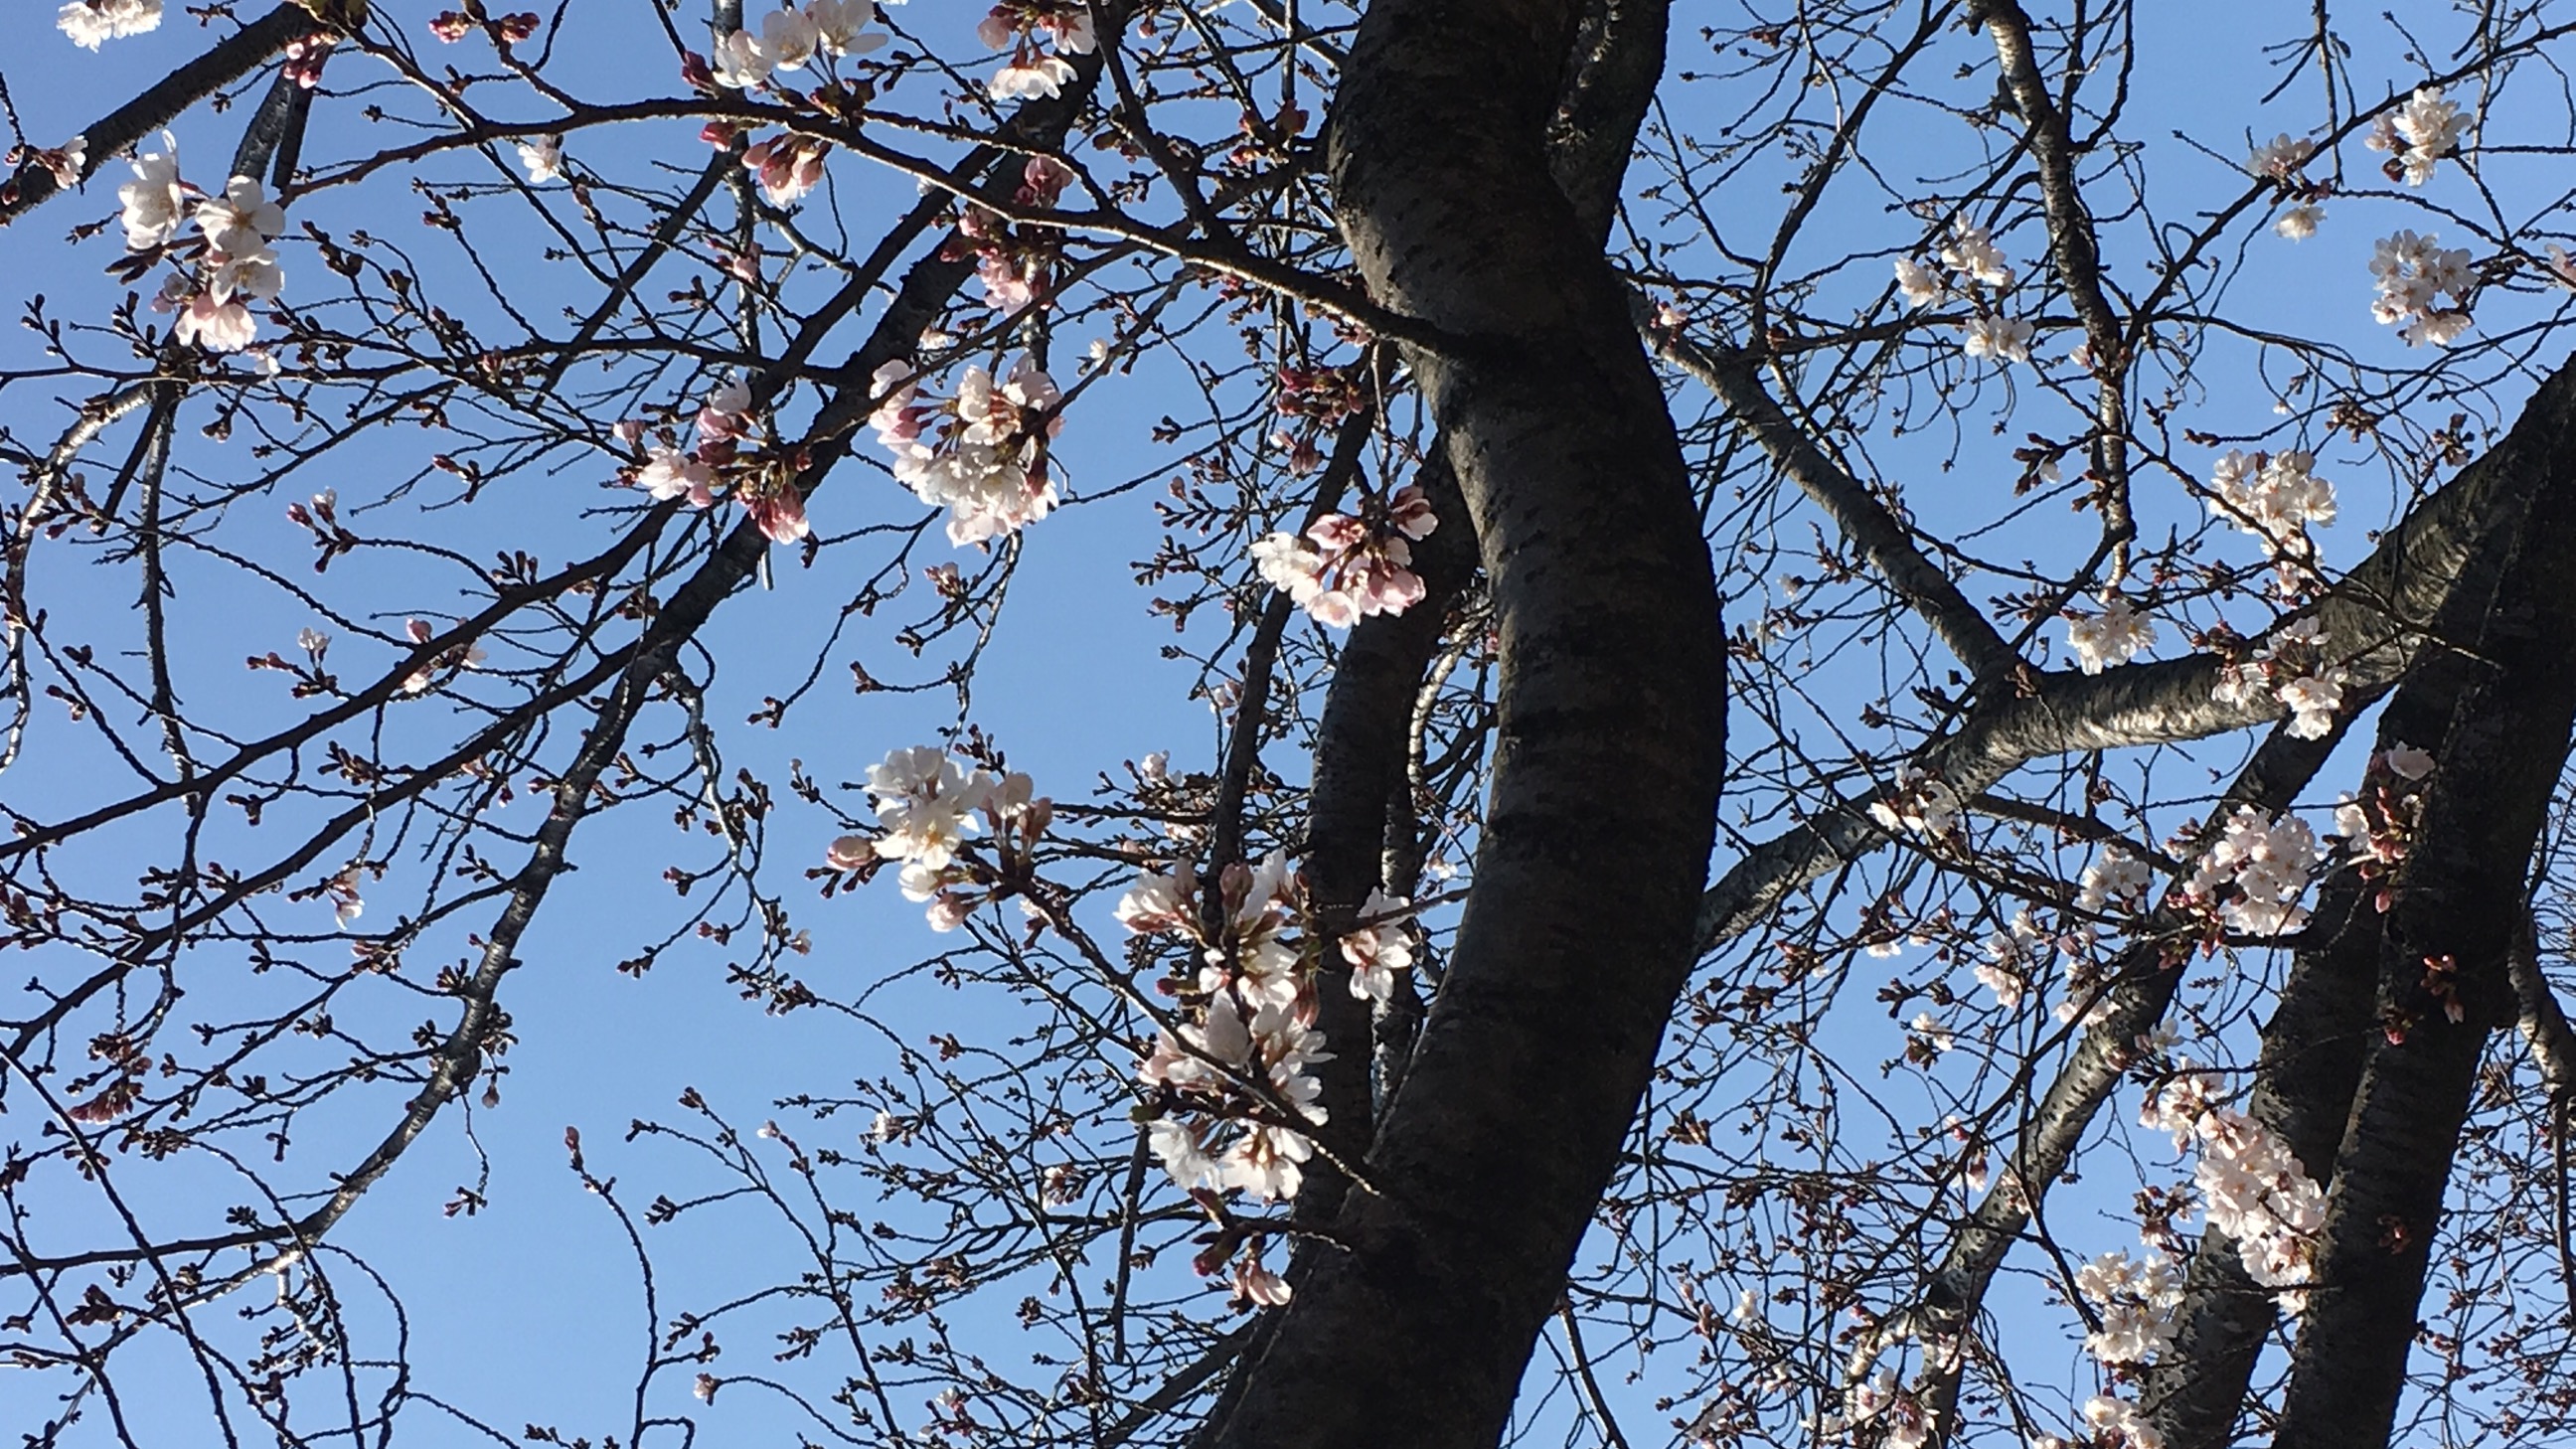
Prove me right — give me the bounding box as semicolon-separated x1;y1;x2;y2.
1869;767;1964;837
195;176;284;257
871;356;1067;547
1892;256;1942;308
2369;230;2474;345
863;745;996;870
2247;133;2314;181
59;0;160;49
1938;221;2013;288
1340;887;1414;1002
2184;805;2328;936
807;0;886;55
2075;848;2151;914
2367;83;2473;186
2207;447;2335;555
517;135;564;184
1960;312;2033;365
2064;593;2155;674
117;133;184;250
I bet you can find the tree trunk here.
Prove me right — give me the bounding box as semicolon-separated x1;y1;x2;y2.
1193;2;1726;1445
2264;353;2576;1449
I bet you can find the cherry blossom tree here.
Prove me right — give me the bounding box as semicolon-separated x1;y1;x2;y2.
9;3;2576;1449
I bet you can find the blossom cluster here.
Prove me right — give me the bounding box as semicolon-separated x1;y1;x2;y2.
2369;230;2475;347
1122;855;1332;1203
1833;1367;1935;1449
170;175;289;354
58;0;160;49
2059;1392;2163;1449
1340;888;1416;1003
1975;909;2045;1007
2205;448;2336;566
2073;1247;2182;1365
952;156;1076;312
2212;618;2344;740
743;133;831;207
2365;84;2473;186
2248;133;2326;241
711;0;883;90
112;133;290;356
2064;593;2156;674
1250;485;1439;628
2142;1075;2329;1301
977;2;1097;100
2074;847;2153;916
2180;805;2328;936
2330;743;2437;910
1119;854;1420;1223
1893;221;2032;365
2248;133;2314;183
629;377;813;544
869;354;1066;546
826;745;1048;929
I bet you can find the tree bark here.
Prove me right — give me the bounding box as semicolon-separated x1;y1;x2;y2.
1292;0;1661;1227
2141;870;2381;1449
2263;359;2576;1448
2129;350;2576;1449
1193;1;1726;1445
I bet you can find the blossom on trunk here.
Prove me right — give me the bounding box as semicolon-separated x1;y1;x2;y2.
1892;255;1942;307
1340;888;1414;1002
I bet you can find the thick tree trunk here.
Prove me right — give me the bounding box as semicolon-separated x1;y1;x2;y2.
1291;0;1662;1225
2137;351;2576;1449
2263;379;2576;1447
1193;2;1726;1446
